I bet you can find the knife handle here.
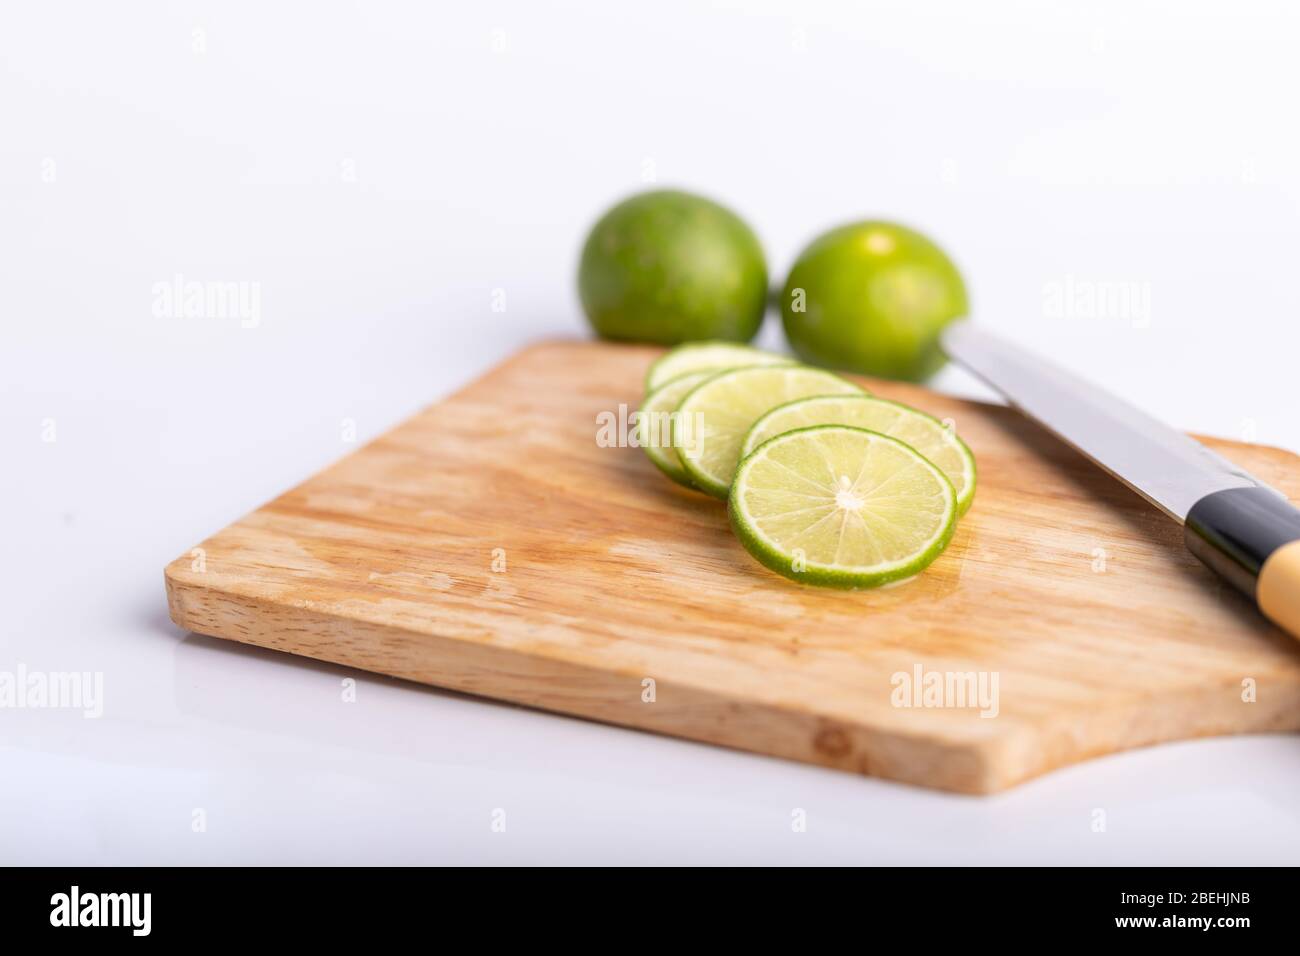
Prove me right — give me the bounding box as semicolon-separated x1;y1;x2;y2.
1185;486;1300;639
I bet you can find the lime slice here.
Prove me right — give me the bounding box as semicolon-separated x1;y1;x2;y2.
645;341;792;392
636;371;711;488
729;425;957;588
742;395;976;515
674;365;865;498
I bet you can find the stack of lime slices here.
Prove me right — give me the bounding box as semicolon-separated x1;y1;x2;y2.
637;341;976;589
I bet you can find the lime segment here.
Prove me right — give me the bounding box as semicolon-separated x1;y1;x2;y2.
674;365;865;498
729;425;957;588
742;395;976;514
645;341;793;392
636;371;711;489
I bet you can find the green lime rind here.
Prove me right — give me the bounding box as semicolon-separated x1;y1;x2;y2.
644;341;793;392
728;425;957;589
636;370;711;489
673;365;866;499
741;393;977;516
579;190;769;346
779;220;968;382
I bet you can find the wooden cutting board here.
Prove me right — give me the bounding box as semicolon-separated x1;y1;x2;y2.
164;340;1300;793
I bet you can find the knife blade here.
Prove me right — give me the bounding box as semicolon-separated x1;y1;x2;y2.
940;320;1300;639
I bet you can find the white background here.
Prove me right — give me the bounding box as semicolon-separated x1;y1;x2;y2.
4;1;1300;864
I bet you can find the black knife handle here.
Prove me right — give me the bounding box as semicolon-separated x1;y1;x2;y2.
1185;486;1300;637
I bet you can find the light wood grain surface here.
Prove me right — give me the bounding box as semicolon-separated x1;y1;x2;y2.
164;340;1300;793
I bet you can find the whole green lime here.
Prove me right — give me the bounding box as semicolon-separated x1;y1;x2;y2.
578;190;768;345
781;221;968;381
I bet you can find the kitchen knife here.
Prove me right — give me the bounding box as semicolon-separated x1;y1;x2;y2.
940;320;1300;639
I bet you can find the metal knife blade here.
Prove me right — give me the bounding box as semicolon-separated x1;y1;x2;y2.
939;320;1262;522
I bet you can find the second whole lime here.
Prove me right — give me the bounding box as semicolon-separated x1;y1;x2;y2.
780;221;968;381
578;190;768;345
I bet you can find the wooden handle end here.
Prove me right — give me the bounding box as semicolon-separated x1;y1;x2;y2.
1259;539;1300;640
